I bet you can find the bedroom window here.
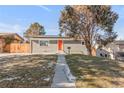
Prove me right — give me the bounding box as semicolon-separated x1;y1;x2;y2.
40;41;48;46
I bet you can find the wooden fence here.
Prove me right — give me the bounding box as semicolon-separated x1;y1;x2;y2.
0;40;3;53
9;43;30;53
0;39;4;53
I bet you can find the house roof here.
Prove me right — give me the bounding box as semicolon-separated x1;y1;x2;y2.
27;35;73;38
0;33;24;41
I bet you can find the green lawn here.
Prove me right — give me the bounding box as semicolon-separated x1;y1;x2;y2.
66;54;124;88
0;54;57;88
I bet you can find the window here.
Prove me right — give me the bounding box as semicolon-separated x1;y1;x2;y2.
100;53;103;57
82;41;84;45
40;41;48;46
105;54;107;57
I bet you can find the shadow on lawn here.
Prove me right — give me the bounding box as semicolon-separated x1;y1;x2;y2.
0;55;56;88
66;54;124;87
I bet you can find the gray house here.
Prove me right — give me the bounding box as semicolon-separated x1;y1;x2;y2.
29;35;88;54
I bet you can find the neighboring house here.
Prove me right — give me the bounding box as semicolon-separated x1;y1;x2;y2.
115;40;124;52
96;40;124;60
0;33;24;43
96;48;111;58
29;35;88;54
0;33;25;53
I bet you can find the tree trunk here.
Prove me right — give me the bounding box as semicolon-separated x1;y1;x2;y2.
87;47;92;56
85;42;92;56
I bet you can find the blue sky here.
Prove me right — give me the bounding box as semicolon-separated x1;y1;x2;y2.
0;5;123;39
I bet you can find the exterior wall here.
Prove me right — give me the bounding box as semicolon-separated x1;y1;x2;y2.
30;37;88;55
31;40;57;53
63;40;87;54
4;44;10;53
118;44;124;52
10;43;30;53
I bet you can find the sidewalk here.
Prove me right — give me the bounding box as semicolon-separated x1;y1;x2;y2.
51;54;76;88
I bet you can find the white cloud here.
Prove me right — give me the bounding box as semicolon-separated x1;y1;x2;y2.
0;22;24;36
38;5;51;12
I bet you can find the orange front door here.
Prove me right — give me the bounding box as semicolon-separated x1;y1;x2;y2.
58;40;63;50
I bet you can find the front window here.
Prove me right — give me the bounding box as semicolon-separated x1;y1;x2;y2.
40;41;48;46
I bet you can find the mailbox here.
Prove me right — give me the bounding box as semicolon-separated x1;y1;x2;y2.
67;47;71;54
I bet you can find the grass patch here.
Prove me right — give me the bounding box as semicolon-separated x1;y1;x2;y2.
0;54;57;88
66;54;124;88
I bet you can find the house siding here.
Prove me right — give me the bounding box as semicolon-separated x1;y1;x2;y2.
30;37;88;55
31;40;57;53
63;40;87;54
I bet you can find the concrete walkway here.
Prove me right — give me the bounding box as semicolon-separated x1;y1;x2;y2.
51;54;76;88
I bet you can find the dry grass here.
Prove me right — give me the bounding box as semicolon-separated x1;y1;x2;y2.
0;54;57;88
66;54;124;88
